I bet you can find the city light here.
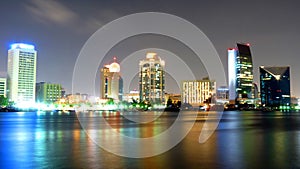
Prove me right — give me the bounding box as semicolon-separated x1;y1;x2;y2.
146;52;157;59
10;43;35;50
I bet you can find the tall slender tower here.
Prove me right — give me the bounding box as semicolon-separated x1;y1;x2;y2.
228;43;253;104
236;43;253;99
100;57;123;101
228;48;237;103
7;43;37;104
139;52;165;104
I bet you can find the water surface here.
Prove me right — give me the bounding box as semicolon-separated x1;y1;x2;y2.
1;111;300;169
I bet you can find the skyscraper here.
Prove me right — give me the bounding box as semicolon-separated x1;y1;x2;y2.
7;43;37;103
100;58;123;101
228;48;237;102
139;53;165;103
228;43;254;103
260;66;291;109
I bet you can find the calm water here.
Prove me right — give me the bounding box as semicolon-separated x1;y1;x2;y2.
1;110;300;169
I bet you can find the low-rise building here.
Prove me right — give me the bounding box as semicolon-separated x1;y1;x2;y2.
36;82;62;104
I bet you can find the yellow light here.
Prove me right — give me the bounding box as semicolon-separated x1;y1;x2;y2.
146;52;157;59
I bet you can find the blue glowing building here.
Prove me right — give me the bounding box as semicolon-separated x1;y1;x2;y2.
260;66;291;109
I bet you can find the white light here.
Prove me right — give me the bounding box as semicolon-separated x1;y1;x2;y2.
109;62;120;72
11;43;35;50
146;52;157;59
228;49;237;101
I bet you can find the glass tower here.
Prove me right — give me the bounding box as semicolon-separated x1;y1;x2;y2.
139;53;165;104
260;66;291;109
236;43;253;99
228;43;253;103
7;43;37;103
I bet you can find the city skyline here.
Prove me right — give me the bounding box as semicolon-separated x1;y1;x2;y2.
0;1;299;97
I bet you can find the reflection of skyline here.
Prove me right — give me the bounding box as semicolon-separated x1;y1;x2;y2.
217;112;300;168
2;111;300;168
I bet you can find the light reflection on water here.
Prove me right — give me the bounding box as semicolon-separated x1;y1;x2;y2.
0;111;300;168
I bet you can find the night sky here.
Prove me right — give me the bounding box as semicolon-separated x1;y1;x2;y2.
0;0;299;97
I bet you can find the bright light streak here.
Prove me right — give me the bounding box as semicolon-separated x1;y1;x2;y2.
16;112;25;116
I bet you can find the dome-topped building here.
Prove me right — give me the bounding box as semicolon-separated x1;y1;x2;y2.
109;62;120;72
100;57;123;101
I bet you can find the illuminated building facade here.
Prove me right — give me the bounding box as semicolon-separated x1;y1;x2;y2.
123;90;139;103
228;48;237;102
66;93;82;104
100;58;123;101
139;53;165;103
0;78;7;97
7;43;37;103
228;43;254;103
36;82;62;104
216;86;229;104
165;93;181;103
181;79;216;106
260;66;291;109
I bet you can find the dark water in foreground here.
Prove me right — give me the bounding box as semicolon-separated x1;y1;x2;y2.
1;111;300;169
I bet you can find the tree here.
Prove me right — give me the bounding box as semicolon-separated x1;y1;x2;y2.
0;95;8;107
106;98;114;105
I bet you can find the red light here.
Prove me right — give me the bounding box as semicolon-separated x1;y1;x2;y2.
228;48;236;51
246;43;250;46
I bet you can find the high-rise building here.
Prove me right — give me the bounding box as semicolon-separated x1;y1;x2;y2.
260;66;291;109
0;78;7;97
36;82;62;104
181;79;216;106
100;58;123;101
7;43;37;103
228;43;254;103
139;53;165;103
228;48;237;102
